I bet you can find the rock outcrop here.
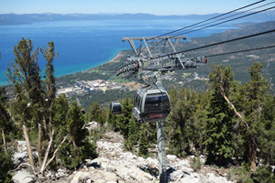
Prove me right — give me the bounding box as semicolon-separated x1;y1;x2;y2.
13;130;235;183
61;131;234;183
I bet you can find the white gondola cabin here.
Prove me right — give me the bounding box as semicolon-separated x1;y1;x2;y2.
133;87;171;122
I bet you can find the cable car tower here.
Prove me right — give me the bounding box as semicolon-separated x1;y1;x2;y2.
111;36;207;183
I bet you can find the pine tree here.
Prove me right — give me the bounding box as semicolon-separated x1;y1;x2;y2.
205;65;235;165
41;41;57;131
166;87;198;157
116;98;132;139
260;96;275;165
138;124;149;158
86;102;104;125
193;91;210;154
106;105;118;131
6;38;45;167
51;94;70;140
125;115;138;151
241;63;269;170
8;38;43;105
204;90;234;165
41;41;57;104
58;101;97;169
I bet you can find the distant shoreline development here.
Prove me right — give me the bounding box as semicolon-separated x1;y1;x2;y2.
57;79;125;97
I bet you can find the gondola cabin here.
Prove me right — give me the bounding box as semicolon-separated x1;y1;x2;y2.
110;102;122;115
133;87;171;122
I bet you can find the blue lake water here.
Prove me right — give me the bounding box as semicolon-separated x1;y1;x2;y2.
0;19;236;86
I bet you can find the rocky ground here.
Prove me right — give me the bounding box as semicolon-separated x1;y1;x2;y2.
12;130;236;183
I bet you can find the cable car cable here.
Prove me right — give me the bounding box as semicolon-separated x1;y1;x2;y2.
155;0;266;38
154;29;275;59
133;1;268;52
169;5;275;38
205;44;275;58
167;1;275;38
151;2;273;55
122;2;273;62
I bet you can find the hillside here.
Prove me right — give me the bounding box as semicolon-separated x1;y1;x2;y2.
174;20;275;90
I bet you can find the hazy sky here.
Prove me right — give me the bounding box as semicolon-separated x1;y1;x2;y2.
0;0;264;15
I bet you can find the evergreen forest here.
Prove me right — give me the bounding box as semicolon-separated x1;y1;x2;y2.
1;37;275;183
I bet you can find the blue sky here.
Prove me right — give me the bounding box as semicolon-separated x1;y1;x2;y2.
0;0;263;15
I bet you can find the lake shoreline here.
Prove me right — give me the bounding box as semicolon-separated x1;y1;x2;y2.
0;18;242;85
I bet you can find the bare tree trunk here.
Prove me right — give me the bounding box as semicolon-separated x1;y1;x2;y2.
22;124;34;167
249;136;256;171
40;130;54;173
38;123;42;168
42;116;48;138
1;128;7;154
72;138;79;156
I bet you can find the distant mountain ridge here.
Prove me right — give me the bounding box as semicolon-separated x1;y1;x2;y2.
0;11;275;25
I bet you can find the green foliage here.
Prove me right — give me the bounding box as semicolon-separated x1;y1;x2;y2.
66;101;87;140
0;87;18;140
193;91;210;153
251;166;275;183
115;98;133;139
124;115;138;151
0;87;10;128
232;163;275;183
2;39;100;172
7;38;43;131
166;88;200;157
0;149;13;183
242;63;269;127
8;38;43;105
85;102;105;125
57;101;98;169
259;96;275;164
205;65;235;165
204;91;234;165
138;124;149;158
78;89;135;111
58;139;97;170
239;63;270;168
52;94;69;132
190;156;203;172
235;163;254;183
106;105;118;131
41;41;57;116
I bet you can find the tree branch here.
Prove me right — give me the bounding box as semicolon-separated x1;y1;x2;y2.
1;128;7;154
14;163;38;176
40;130;54;173
38;123;42;168
221;93;249;130
45;135;68;169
